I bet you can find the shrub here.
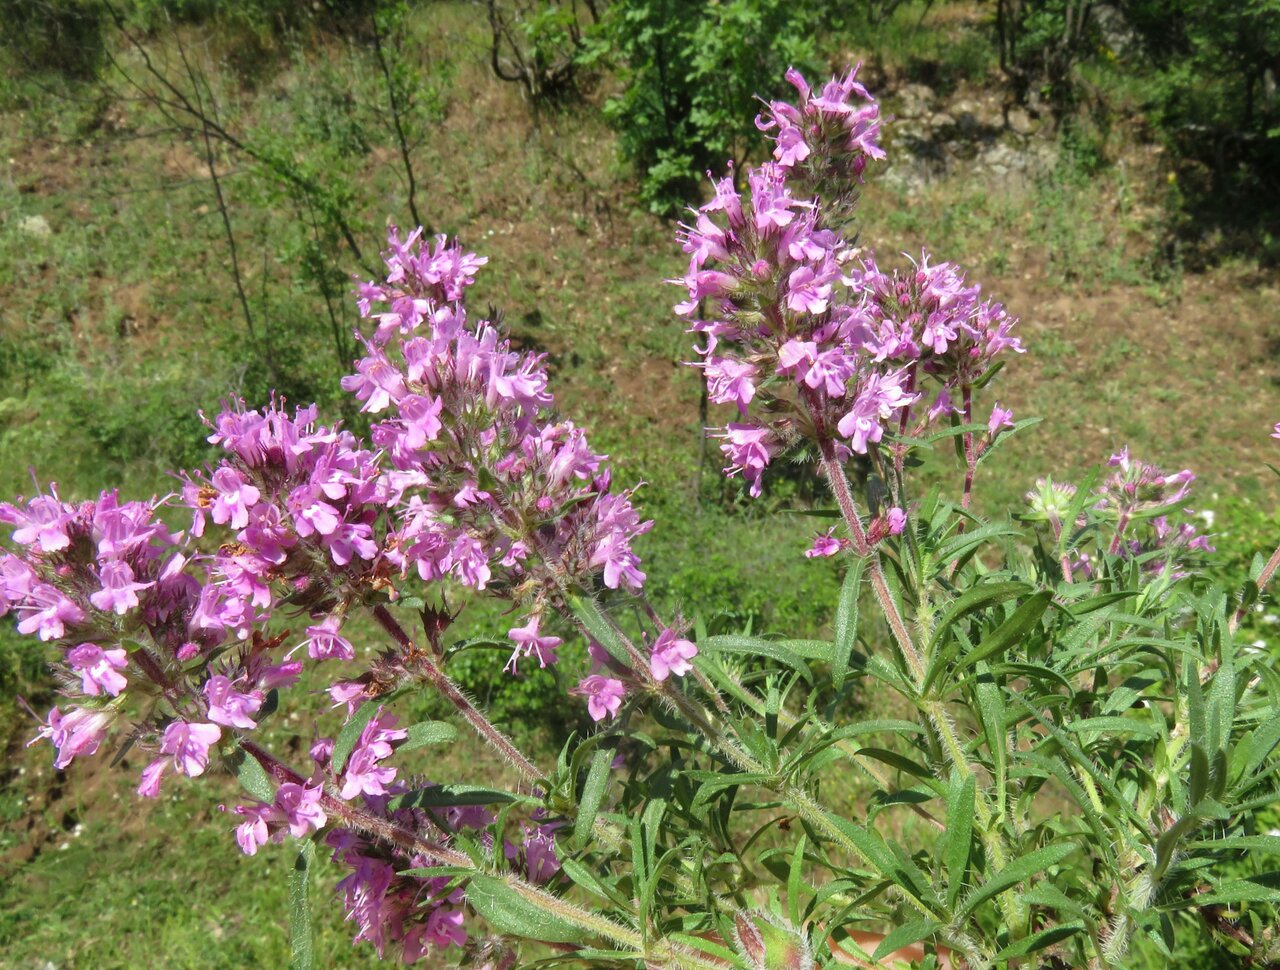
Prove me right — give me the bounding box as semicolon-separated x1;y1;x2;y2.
3;68;1279;970
592;0;825;213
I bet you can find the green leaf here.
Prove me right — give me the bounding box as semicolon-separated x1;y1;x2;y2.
1020;882;1089;921
399;720;458;751
955;590;1053;674
926;586;1034;691
1186;835;1280;853
575;748;613;849
559;858;629;907
788;835;807;928
699;635;814;684
872;919;941;961
1065;716;1162;739
975;416;1043;466
944;772;975;910
924;582;1030;681
288;840;315;970
1168;873;1280;908
958;842;1078;918
466;875;589;944
231;746;274;803
398;865;473;879
832;556;866;693
567;594;632;666
856;747;936;782
933;523;1021;571
1205;657;1237;755
387;785;521;810
976;670;1009;813
990;923;1084;963
331;701;381;777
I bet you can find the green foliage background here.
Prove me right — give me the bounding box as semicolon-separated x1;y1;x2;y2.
0;0;1279;966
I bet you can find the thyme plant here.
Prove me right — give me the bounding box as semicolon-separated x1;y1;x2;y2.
5;68;1279;969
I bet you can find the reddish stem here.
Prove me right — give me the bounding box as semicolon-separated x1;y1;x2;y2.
240;739;472;866
369;604;542;785
1230;540;1280;633
958;383;976;532
802;390;926;685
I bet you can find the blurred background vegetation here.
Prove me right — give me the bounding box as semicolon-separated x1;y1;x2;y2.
1;0;1278;966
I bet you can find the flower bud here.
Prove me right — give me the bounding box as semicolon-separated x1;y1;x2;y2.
1025;477;1077;533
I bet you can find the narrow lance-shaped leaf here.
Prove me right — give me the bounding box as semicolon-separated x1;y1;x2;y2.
955;590;1053;675
289;840;316;970
832;555;866;693
398;720;458;751
943;771;975;911
957;841;1078;919
466;875;589;944
871;919;943;961
231;745;275;803
574;748;613;849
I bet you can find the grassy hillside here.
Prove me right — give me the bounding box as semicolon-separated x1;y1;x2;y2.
2;2;1279;966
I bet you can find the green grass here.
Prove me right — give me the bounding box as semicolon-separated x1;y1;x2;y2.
2;2;1280;966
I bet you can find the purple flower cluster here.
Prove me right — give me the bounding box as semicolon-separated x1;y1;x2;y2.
0;487;302;781
349;228;651;605
1029;448;1214;580
1092;448;1212;571
675;68;1022;504
182;397;388;644
1;228;668;961
324;793;486;960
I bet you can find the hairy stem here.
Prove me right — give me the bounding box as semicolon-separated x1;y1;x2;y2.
370;604;542;785
1230;540;1280;633
240;741;720;969
815;436;927;685
959;383;976;520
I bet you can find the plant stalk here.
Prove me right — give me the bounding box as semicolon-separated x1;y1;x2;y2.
370;604;543;785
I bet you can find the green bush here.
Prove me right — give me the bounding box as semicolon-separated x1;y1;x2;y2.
591;0;825;213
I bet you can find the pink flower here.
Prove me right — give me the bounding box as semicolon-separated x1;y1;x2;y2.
66;642;128;697
574;675;626;722
505;822;562;885
233;803;271;855
886;507;907;535
304;615;355;661
161;720;223;777
0;552;35;615
89;560;153;615
29;706;111;770
927;389;954;423
704;357;758;415
785;263;835;314
275;782;327;838
423;906;467;949
1272;421;1280;440
209;466;260;529
137;757;168;798
398;393;444;450
805;529;846;558
17;583;85;640
203;675;264;730
338;710;406;800
505;615;562;674
650;628;697;682
717;423;775;497
287;485;341;538
0;492;74;553
988;403;1015;436
837;372;915;453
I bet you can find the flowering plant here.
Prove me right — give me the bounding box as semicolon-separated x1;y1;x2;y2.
5;67;1280;969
